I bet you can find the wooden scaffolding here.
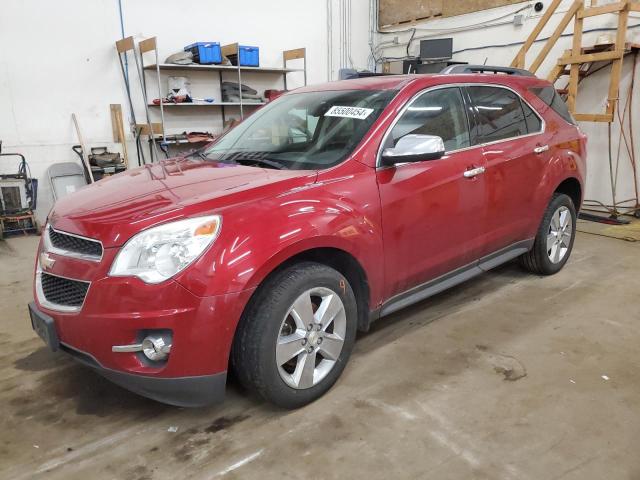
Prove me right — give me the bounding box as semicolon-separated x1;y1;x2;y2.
510;0;640;122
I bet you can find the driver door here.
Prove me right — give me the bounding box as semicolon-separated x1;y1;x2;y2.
376;87;487;299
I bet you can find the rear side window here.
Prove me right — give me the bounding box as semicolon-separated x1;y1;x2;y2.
522;101;543;133
468;86;528;144
530;86;576;125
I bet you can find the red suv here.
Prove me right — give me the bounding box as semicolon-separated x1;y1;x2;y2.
29;68;586;408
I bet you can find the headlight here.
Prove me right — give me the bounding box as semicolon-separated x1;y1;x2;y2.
109;215;222;284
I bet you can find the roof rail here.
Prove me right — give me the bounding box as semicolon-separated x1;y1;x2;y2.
440;64;535;77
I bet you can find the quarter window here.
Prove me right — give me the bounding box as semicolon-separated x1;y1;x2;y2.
389;87;470;152
530;86;576;125
522;101;543;133
468;86;529;144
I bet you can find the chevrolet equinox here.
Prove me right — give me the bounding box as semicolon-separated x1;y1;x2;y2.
29;68;586;408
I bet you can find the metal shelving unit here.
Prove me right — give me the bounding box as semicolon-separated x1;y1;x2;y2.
140;40;307;139
145;64;301;74
148;101;266;107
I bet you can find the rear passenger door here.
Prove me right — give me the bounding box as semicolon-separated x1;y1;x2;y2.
465;85;546;255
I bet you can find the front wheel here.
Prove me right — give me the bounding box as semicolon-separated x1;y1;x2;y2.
231;262;357;409
520;193;577;275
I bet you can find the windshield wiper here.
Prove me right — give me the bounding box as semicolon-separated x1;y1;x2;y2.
190;151;241;165
233;157;287;170
190;150;287;170
188;150;211;161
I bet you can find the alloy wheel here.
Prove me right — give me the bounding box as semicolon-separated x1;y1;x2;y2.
276;287;346;389
547;205;572;264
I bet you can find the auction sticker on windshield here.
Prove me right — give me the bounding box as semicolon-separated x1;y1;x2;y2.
325;106;374;120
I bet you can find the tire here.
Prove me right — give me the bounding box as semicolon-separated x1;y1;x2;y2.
520;193;577;275
231;261;358;409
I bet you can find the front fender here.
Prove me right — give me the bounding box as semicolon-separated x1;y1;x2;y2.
175;164;384;306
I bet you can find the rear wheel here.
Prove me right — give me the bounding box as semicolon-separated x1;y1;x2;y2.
232;262;357;408
520;193;577;275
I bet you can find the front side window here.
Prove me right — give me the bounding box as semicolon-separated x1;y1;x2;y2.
201;89;396;170
468;86;529;144
388;87;470;152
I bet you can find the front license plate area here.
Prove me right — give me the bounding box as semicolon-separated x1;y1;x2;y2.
28;302;60;352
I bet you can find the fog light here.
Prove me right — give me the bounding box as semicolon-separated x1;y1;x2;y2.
112;332;172;362
142;335;172;361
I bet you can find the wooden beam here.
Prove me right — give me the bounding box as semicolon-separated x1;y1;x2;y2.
529;0;582;74
630;3;640;12
513;50;525;69
71;114;95;183
558;50;624;65
606;4;629;116
547;63;565;83
578;2;626;18
110;104;129;169
510;0;562;68
567;4;584;113
573;113;614;122
109;104;121;142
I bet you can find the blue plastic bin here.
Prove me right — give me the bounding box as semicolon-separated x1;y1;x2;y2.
184;42;222;64
229;45;260;67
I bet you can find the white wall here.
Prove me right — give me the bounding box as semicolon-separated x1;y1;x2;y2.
4;0;635;223
372;0;640;211
0;0;372;222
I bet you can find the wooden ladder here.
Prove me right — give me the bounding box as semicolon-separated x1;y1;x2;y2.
511;0;640;122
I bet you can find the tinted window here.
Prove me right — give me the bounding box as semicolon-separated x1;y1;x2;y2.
390;88;470;152
522;101;542;133
468;86;528;143
530;86;576;125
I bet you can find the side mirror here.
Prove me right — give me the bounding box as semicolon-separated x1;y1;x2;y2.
381;134;445;166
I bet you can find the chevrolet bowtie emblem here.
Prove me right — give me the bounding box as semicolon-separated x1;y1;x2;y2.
39;252;56;270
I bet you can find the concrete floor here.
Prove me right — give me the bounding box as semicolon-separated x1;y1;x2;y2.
1;224;639;480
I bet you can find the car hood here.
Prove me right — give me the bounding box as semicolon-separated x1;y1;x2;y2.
50;158;317;247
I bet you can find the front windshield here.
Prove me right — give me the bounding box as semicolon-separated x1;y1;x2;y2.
201;89;396;170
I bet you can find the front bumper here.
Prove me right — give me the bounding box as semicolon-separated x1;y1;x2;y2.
61;341;226;407
99;368;226;407
29;301;228;406
29;275;254;406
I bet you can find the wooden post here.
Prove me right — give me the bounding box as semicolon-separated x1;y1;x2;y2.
71;113;95;183
606;2;630;116
111;104;129;169
567;4;584;114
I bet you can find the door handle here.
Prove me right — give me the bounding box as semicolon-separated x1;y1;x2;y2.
534;144;549;154
463;166;486;178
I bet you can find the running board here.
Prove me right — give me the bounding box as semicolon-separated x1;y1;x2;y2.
376;240;533;319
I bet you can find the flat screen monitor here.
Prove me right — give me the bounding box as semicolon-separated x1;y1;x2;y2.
420;38;453;60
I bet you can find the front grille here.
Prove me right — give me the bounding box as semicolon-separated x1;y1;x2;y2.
40;273;89;307
48;227;102;258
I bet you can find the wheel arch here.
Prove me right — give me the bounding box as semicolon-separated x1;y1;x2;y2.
553;177;582;210
240;246;372;335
